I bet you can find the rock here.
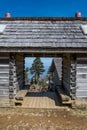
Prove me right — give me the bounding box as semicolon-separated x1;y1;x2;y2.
7;116;11;119
19;120;22;123
64;115;66;118
48;120;51;123
47;114;51;117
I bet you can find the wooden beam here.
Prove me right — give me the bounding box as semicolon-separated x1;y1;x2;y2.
62;54;77;99
1;47;87;54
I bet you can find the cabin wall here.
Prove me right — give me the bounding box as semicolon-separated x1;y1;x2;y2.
9;54;24;99
62;54;76;99
0;55;9;97
53;69;61;86
53;58;62;86
76;58;87;98
0;54;10;106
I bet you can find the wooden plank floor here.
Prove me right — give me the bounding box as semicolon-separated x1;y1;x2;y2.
21;91;60;108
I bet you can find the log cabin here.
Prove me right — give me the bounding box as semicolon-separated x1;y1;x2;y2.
50;58;87;105
0;13;87;106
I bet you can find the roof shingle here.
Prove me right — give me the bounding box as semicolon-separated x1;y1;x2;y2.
0;17;87;48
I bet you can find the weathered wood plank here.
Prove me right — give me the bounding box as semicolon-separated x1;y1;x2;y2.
0;56;9;97
62;54;76;99
15;90;27;100
76;58;87;97
9;54;24;99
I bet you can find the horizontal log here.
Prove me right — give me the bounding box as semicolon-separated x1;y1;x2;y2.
76;79;87;83
0;64;9;67
76;90;87;97
0;70;9;73
16;59;24;63
0;78;9;81
0;57;9;59
0;89;9;95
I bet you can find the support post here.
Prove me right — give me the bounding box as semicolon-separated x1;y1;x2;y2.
62;54;77;100
9;54;16;99
9;53;24;99
70;55;77;99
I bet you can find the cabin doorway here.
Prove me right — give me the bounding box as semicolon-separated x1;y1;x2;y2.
15;56;62;108
14;54;73;108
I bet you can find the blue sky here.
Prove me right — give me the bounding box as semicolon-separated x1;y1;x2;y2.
0;0;87;17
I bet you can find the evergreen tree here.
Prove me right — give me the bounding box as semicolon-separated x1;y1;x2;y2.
25;67;29;78
24;67;29;84
30;57;45;83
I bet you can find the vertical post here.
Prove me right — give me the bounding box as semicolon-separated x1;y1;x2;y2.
9;53;24;101
9;54;16;99
70;54;77;99
23;56;25;86
62;54;77;100
62;54;71;96
15;53;24;90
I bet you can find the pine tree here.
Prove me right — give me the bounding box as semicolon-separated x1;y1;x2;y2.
24;67;29;84
30;57;45;83
25;67;29;78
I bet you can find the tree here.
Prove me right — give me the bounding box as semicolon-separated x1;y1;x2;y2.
30;57;45;83
24;67;29;81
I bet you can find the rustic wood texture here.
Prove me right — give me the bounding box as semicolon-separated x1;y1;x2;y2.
62;54;76;99
21;91;60;108
50;58;62;86
76;58;87;97
49;56;87;100
9;54;24;99
0;55;9;97
0;18;87;49
55;86;72;104
15;54;24;90
15;90;27;100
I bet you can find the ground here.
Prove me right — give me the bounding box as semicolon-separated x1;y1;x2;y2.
0;107;87;130
0;85;87;130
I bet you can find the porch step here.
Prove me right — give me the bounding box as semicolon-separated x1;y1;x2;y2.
55;86;72;105
15;90;27;105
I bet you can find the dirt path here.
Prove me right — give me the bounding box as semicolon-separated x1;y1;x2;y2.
0;108;87;130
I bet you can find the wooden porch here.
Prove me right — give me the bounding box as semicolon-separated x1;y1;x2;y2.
14;90;61;109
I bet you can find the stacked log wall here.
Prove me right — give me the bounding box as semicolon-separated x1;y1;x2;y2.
62;54;76;99
53;58;62;86
0;55;9;97
9;55;16;99
0;54;10;106
53;69;61;86
76;58;87;97
9;54;24;99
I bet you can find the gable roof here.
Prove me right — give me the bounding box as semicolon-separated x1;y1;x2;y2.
49;58;62;80
0;17;87;51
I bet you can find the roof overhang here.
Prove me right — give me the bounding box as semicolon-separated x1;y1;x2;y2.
0;47;87;54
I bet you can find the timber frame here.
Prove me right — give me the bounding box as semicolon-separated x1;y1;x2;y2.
0;47;87;53
62;54;77;100
0;17;87;106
